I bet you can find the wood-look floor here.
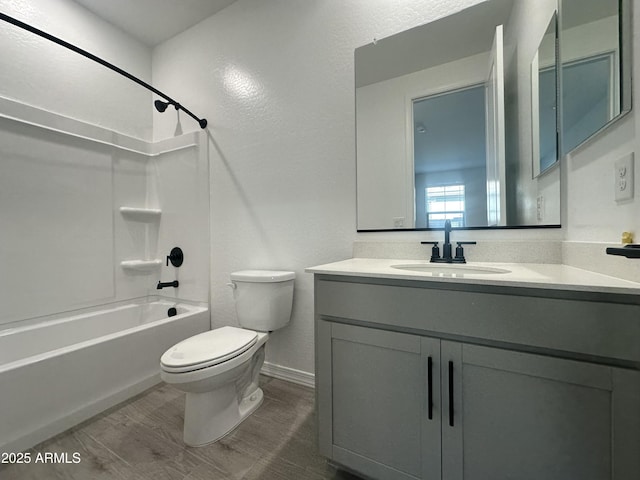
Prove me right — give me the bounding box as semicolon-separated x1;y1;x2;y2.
1;376;360;480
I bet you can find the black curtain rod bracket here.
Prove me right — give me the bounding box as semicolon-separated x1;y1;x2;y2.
0;12;207;129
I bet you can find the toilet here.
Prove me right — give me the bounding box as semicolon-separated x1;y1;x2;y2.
160;270;295;446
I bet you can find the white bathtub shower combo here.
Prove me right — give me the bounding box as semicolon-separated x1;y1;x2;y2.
161;270;295;446
0;97;211;455
0;298;209;454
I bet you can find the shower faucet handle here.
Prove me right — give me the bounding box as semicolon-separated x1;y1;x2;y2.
166;247;184;267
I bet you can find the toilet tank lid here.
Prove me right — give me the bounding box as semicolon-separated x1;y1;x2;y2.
230;270;295;282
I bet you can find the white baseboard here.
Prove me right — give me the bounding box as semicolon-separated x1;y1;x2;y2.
261;362;315;388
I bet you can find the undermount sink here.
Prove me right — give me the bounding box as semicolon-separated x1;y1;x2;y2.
391;264;511;275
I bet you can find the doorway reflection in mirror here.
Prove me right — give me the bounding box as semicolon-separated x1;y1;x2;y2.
413;85;486;229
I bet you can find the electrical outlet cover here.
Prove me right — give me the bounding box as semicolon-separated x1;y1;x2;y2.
393;217;405;227
614;153;634;202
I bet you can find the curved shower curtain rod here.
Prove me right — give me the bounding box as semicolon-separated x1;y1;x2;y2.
0;12;207;129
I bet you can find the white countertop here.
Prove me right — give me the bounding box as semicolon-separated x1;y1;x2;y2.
306;258;640;295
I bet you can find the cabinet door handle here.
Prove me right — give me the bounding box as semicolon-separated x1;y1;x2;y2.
427;356;433;420
448;361;454;427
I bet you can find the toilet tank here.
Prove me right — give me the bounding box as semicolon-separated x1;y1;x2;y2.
230;270;295;332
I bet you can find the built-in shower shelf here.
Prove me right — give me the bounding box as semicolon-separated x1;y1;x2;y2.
119;207;162;221
120;259;162;272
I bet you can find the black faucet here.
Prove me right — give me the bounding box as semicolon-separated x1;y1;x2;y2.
422;219;476;263
442;219;453;260
157;280;179;289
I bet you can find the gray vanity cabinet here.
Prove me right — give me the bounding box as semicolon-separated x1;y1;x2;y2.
317;321;441;480
442;341;639;480
314;276;640;480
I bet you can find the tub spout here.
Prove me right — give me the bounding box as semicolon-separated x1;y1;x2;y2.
157;280;179;289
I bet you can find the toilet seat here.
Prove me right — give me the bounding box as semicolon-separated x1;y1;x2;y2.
161;326;257;373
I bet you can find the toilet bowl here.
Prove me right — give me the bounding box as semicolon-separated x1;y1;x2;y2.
160;270;294;446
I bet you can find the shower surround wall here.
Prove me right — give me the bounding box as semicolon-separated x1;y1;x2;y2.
0;90;210;453
0;97;210;330
0;0;210;327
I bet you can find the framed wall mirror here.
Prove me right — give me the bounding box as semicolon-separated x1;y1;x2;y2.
355;0;631;231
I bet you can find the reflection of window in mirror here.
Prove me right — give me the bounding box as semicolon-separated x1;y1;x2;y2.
426;185;466;228
412;85;486;229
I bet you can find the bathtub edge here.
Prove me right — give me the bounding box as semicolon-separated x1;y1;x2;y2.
0;373;161;454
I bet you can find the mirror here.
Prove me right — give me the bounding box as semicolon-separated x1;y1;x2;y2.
532;14;558;177
560;0;631;154
356;0;631;231
413;84;487;228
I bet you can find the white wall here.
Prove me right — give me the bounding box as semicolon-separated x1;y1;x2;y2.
0;111;116;325
562;3;638;243
149;135;210;305
152;0;484;375
0;0;153;139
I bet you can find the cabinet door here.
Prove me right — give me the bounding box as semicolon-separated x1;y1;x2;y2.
317;320;441;480
441;341;640;480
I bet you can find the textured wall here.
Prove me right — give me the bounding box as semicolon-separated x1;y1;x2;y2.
0;0;153;139
151;0;640;376
152;0;484;375
562;1;639;242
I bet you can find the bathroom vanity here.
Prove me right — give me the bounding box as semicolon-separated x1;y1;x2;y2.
307;259;640;480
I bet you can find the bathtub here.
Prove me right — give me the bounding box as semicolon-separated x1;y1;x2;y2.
0;298;209;454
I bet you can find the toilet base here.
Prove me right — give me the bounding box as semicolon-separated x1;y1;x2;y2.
183;386;264;447
238;386;264;420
